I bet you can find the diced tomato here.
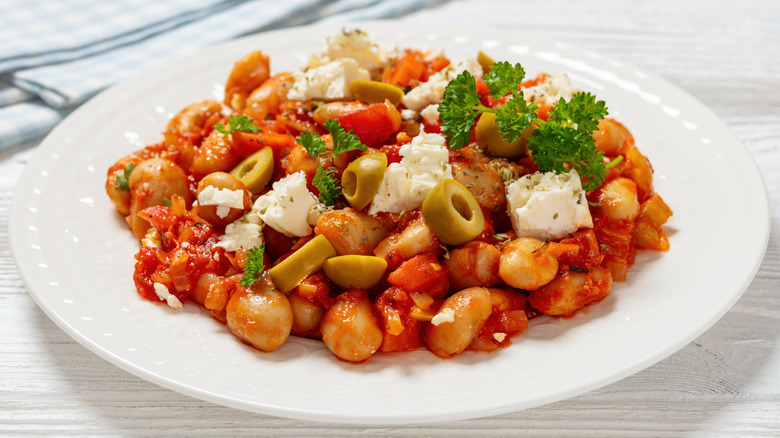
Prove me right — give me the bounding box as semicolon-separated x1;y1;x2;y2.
558;229;603;268
593;216;635;281
386;253;449;300
379;143;403;164
231;130;297;160
425;54;451;77
138;205;178;232
134;247;161;301
337;102;401;146
470;289;530;352
471;209;498;244
639;194;673;227
634;219;670;251
521;73;549;89
383;52;426;87
375;287;423;352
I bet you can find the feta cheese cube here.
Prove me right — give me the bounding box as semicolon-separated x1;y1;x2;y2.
523;73;574;107
506;170;593;240
215;212;264;252
368;131;453;215
402;56;484;112
313;28;399;70
431;307;456;326
253;171;322;237
420;104;440;125
287;58;370;101
153;282;183;309
197;186;244;219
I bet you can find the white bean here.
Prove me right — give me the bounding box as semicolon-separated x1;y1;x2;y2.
288;290;325;339
320;289;383;363
597;177;640;221
225;284;293;352
423;287;492;358
128;158;190;238
498;237;559;290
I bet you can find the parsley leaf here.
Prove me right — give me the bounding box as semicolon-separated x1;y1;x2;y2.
494;94;538;143
114;163;135;191
439;64;538;151
528;92;609;192
439;71;482;150
240;244;266;288
296;130;327;158
324;119;366;157
214;114;261;136
312;165;340;206
548;92;608;134
484;61;526;97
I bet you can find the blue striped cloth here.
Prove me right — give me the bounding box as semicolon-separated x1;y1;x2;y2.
0;0;448;150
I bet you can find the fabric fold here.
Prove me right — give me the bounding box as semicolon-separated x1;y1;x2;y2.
0;0;448;150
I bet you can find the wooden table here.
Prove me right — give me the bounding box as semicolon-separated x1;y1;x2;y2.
2;0;778;435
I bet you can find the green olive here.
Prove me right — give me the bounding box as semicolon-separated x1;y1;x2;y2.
322;255;387;290
477;51;495;74
350;80;404;105
268;234;336;294
229;147;274;193
475;113;533;158
341;153;387;210
422;179;485;246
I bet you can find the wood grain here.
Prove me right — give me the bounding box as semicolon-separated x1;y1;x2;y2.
1;0;778;435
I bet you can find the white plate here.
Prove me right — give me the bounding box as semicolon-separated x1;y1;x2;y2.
10;21;770;424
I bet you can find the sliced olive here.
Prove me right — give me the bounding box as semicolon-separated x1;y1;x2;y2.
229;147;274;193
477;51;495;74
341;153;387;210
268;234;336;294
422;179;485;246
475;113;533;158
322;255;387;290
350;80;404;105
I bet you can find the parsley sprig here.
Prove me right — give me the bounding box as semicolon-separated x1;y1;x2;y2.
114;163;135;191
295;120;365;206
312;166;340;206
528;92;609;191
297;130;327;158
240;244;266;287
439;61;538;151
324;119;367;157
215;114;261;136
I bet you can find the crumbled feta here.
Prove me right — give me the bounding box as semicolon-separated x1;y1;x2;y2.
401;109;418;120
368;131;452;215
420;104;440;125
215;212;264;252
506;170;593;240
523;73;574;106
310;28;400;70
402;56;483;112
253;171;322;237
493;332;507;343
141;228;161;248
197;186;244;219
287;58;370;101
153;282;183;309
431;307;456;326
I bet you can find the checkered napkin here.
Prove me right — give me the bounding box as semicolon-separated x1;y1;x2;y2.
0;0;448;150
